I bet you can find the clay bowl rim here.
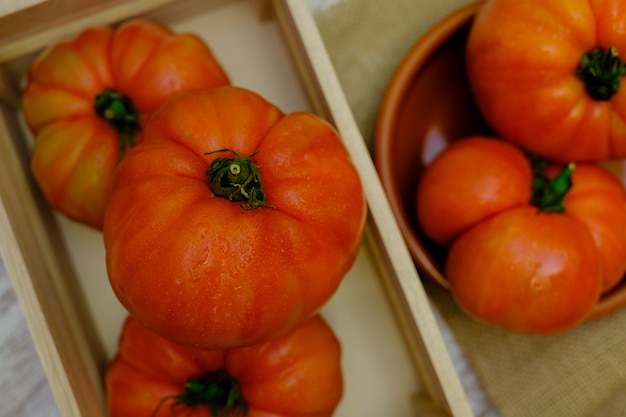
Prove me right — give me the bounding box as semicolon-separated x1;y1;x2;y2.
373;0;626;321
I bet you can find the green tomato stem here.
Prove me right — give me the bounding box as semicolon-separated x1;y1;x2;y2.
529;155;575;213
577;46;626;101
150;370;248;417
93;87;140;160
205;149;274;213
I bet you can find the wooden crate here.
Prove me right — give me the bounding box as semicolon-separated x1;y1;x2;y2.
0;0;473;416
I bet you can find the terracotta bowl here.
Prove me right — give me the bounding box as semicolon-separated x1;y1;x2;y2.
373;1;626;321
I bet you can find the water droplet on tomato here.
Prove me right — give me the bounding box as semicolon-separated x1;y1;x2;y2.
530;276;544;293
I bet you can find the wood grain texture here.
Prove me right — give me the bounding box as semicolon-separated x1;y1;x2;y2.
0;0;47;18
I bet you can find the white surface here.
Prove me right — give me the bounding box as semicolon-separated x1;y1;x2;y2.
0;262;60;417
307;0;341;12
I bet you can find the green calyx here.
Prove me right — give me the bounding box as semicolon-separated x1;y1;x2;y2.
206;149;274;213
151;371;248;417
529;156;575;213
94;87;140;160
577;46;626;101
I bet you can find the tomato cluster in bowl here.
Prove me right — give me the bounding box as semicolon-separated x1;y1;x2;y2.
375;0;626;335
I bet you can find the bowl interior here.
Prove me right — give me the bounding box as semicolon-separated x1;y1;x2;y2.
375;2;491;289
374;1;626;320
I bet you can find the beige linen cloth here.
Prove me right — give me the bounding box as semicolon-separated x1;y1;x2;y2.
314;1;626;416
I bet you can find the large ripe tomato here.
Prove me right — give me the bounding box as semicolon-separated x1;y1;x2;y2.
466;0;626;162
21;19;230;228
103;86;367;349
446;205;602;335
416;137;626;333
105;315;343;417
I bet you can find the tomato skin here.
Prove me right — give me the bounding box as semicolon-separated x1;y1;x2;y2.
105;315;343;417
416;136;531;246
21;19;230;228
446;205;602;335
103;86;366;349
466;0;626;162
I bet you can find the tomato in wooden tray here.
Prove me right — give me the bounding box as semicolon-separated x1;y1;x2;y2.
106;315;343;417
466;0;626;163
103;86;367;349
416;136;626;334
21;19;230;228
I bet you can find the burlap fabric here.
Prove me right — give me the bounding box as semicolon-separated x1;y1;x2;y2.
314;1;626;416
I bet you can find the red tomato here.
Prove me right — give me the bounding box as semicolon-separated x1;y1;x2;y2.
103;86;367;349
416;137;626;333
21;19;230;228
416;136;531;246
105;315;343;417
547;164;626;292
446;205;601;335
466;0;626;162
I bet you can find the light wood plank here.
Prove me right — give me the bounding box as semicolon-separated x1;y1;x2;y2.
0;94;106;417
0;0;181;62
0;0;48;18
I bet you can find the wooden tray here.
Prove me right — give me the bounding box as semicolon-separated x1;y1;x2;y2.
0;0;473;416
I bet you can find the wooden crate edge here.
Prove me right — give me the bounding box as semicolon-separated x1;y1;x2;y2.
0;76;106;417
0;0;180;62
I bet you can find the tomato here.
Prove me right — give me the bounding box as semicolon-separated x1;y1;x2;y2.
549;163;626;292
105;315;343;417
446;205;602;335
416;137;532;246
466;0;626;163
102;86;367;349
416;136;626;333
21;19;230;228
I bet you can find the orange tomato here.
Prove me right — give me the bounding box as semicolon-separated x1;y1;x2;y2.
103;86;366;349
466;0;626;162
106;315;343;417
416;136;531;246
547;163;626;292
446;205;602;335
21;19;230;228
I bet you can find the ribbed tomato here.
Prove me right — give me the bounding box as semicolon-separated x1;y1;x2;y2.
106;315;343;417
466;0;626;162
21;19;230;228
103;86;366;349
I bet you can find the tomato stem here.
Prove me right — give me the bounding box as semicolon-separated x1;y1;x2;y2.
94;87;140;161
205;149;274;213
577;46;626;101
150;370;248;417
530;156;575;213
